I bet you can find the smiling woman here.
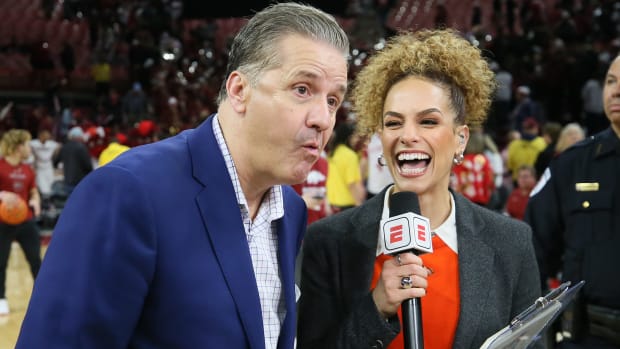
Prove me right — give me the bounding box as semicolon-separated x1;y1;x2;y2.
297;28;544;349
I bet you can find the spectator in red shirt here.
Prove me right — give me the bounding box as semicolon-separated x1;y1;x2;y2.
451;129;495;206
0;129;42;315
505;164;537;220
292;152;331;225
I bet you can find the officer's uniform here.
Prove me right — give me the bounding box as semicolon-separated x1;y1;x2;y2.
525;127;620;348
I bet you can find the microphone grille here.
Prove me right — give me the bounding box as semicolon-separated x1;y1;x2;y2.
389;191;421;216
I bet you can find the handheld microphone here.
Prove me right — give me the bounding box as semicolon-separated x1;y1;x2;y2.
380;191;432;349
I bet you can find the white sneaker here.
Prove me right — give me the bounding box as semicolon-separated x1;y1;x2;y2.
0;298;9;315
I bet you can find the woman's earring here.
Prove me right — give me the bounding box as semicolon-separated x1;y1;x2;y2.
453;152;464;165
377;154;387;167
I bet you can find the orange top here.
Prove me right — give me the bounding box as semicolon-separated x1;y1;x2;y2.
371;235;460;349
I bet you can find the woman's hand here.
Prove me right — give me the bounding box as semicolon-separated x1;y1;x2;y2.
371;252;430;319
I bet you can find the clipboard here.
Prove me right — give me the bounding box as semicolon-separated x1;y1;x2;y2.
480;280;586;349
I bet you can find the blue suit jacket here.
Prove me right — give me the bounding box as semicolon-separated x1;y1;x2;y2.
16;116;307;349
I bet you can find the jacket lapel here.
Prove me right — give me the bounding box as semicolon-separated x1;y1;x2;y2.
276;203;304;349
452;193;495;349
344;193;386;296
190;116;265;349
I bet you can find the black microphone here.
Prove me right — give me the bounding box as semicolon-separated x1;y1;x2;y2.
380;191;432;349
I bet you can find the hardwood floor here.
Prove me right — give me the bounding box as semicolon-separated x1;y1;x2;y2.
0;242;47;349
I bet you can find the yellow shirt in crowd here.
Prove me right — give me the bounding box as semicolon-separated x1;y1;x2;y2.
98;142;130;167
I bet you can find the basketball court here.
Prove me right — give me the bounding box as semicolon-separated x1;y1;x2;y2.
0;238;48;349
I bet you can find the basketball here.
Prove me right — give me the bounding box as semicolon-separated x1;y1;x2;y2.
0;192;29;225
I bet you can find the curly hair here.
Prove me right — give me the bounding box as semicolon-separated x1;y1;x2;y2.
0;129;31;157
351;28;496;137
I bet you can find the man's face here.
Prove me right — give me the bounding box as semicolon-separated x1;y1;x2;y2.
603;56;620;135
517;168;536;191
241;35;348;186
38;130;51;143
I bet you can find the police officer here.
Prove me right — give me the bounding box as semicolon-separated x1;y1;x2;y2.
525;54;620;348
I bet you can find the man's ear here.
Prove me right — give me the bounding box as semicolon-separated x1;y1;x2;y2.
226;71;249;113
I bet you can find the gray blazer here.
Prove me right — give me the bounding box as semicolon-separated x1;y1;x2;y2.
297;188;542;349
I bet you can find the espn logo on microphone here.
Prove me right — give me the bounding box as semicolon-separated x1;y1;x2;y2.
380;213;433;255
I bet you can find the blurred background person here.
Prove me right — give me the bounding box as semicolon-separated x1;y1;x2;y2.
534;121;563;180
326;121;366;213
500;129;521;192
0;129;42;316
451;128;495;206
98;133;130;167
581;64;607;136
555;122;586;155
92;56;112;104
52;126;94;195
487;60;513;143
292;151;331;225
504;164;537;221
483;132;508;211
483;133;504;191
28;128;60;197
535;122;586;180
506;117;546;186
121;82;152;126
510;85;545;134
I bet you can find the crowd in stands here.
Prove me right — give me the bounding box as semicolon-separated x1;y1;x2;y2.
0;0;619;224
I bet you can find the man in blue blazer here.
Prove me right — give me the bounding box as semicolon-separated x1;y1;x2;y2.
15;3;349;348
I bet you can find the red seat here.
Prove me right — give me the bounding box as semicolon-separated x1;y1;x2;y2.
44;19;62;40
26;19;46;43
